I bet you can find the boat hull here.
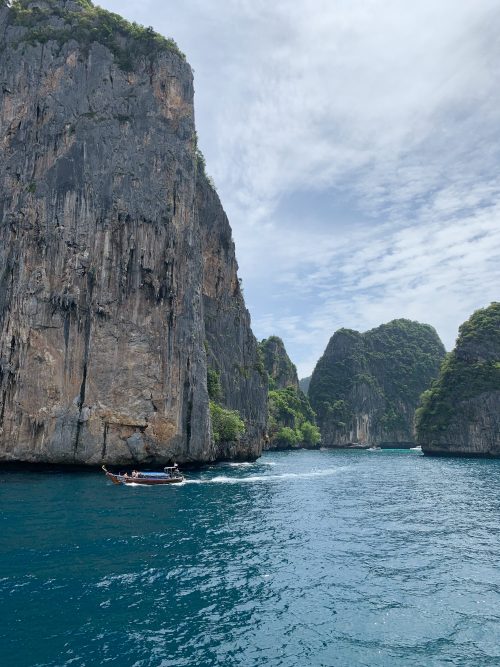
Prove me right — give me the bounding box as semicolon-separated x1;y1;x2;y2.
102;466;184;486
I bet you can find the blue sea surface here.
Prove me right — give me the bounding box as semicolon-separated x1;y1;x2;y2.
1;450;499;666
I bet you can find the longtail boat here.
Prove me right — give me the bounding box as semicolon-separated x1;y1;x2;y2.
102;465;184;485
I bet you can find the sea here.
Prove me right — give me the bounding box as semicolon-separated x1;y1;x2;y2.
1;449;499;667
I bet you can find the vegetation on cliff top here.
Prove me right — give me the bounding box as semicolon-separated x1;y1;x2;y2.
416;303;500;435
309;319;446;433
5;0;185;70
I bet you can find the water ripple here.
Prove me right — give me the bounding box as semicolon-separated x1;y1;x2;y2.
1;450;499;666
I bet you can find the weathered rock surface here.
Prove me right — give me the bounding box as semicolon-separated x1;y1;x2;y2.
0;0;266;465
259;336;298;390
309;319;445;447
198;174;267;460
417;303;500;457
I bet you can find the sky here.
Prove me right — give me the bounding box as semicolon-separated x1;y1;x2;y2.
101;0;500;377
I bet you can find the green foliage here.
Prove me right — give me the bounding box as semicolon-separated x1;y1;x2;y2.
379;403;406;430
322;399;352;428
299;420;321;447
193;131;210;180
258;337;320;448
309;320;446;436
267;386;320;448
209;401;245;444
8;0;185;71
416;303;500;436
274;427;300;448
456;301;500;353
207;368;222;401
195;148;206;175
365;319;446;406
269;386;315;425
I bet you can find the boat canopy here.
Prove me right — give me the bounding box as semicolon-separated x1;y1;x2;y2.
137;471;171;477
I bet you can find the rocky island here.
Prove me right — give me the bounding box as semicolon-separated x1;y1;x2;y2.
259;336;320;450
417;303;500;457
0;0;267;465
309;319;445;448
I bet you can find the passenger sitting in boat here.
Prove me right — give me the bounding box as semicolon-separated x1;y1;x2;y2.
132;470;140;478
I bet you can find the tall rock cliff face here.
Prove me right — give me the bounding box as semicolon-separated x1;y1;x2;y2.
0;0;266;465
259;336;320;450
309;320;446;447
198;174;267;460
417;303;500;457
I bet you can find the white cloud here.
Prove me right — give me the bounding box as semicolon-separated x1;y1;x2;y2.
100;0;500;375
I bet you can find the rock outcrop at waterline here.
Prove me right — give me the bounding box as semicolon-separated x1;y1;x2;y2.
0;0;267;465
417;303;500;457
309;319;446;448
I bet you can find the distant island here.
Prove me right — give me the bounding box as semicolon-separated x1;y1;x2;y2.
308;319;445;448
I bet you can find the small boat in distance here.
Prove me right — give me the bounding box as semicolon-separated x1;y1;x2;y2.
102;464;184;486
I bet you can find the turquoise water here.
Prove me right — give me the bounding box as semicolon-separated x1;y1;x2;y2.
1;450;499;666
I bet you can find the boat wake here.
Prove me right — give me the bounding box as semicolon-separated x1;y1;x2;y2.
224;462;253;467
185;467;345;485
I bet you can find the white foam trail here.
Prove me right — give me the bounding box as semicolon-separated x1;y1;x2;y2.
185;467;344;485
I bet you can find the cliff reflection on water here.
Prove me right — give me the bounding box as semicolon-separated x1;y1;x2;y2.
1;450;499;666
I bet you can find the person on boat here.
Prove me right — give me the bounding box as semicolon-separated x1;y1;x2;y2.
132;470;140;478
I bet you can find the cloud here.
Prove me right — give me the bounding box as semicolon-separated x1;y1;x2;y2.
100;0;500;375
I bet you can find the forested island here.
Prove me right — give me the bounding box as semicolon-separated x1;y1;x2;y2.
308;320;446;448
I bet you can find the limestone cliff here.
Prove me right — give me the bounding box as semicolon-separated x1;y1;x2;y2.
198;173;267;460
417;303;500;457
309;320;445;447
0;0;266;465
259;336;320;450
